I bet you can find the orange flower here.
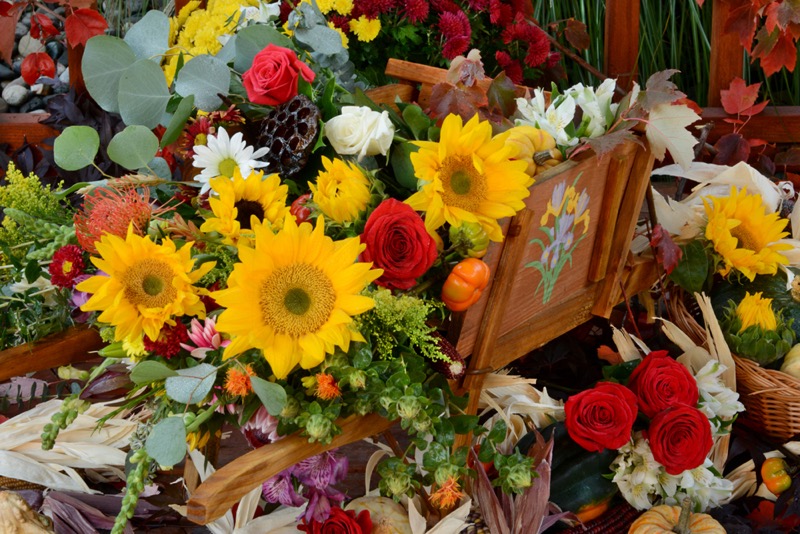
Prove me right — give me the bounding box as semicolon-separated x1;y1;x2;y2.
224;364;255;397
429;476;463;512
315;373;340;400
74;187;153;255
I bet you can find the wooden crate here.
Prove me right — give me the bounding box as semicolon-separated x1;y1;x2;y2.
0;325;103;382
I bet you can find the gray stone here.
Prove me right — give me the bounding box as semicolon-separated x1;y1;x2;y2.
45;41;63;60
21;13;31;26
56;63;66;76
6;77;27;89
18;34;45;57
29;109;47;114
15;22;28;39
30;83;47;95
0;98;7;114
2;84;31;107
58;67;70;84
19;96;44;113
0;63;14;81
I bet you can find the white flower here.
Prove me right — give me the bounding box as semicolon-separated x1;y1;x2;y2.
8;276;58;306
238;1;281;28
191;127;269;195
541;95;578;147
694;361;745;430
324;106;395;160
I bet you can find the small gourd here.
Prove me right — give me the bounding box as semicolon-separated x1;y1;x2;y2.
628;502;725;534
345;496;412;534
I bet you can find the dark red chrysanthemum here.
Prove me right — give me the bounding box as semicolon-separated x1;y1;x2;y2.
443;35;470;59
523;25;550;67
431;0;460;13
74;187;153;255
546;51;561;68
495;51;523;84
438;9;470;38
328;14;350;30
489;0;512;26
466;0;489;10
403;0;429;23
279;1;293;23
144;321;190;358
352;0;395;18
49;245;85;289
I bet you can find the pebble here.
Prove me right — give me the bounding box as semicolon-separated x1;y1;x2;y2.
18;34;45;57
0;98;7;114
45;41;63;60
30;83;47;95
56;63;65;76
58;67;69;84
29;109;47;114
2;84;31;107
6;76;26;89
0;63;14;81
15;22;27;39
19;96;44;113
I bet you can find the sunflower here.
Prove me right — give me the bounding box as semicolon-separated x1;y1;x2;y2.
704;187;791;280
76;226;213;346
200;169;289;245
405;114;531;242
308;157;371;224
736;292;777;332
213;215;382;379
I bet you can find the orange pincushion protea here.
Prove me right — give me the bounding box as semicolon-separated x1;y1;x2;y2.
74;187;153;254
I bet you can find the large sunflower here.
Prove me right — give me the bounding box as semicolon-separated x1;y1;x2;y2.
200;169;289;245
704;187;791;280
405;114;531;242
213;215;382;379
76;226;213;346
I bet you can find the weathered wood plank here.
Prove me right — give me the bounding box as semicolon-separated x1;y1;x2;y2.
0;114;58;151
702;106;800;144
0;326;103;382
604;0;641;91
708;0;744;106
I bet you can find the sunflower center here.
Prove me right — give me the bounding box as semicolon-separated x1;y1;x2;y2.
259;263;336;337
122;259;177;308
235;200;265;230
439;155;487;212
219;157;237;178
730;223;759;251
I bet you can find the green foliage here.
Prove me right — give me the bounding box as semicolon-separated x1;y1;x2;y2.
197;241;239;287
175;55;230;112
145;417;187;467
668;240;712;294
107;125;160;170
123;10;170;61
0;163;70;224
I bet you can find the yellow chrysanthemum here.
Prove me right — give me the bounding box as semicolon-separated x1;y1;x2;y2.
201;169;289;245
213;216;382;379
736;292;778;332
329;23;349;48
76;227;213;346
349;15;381;42
405;114;531;242
704;187;791;280
309;157;371;224
333;0;353;15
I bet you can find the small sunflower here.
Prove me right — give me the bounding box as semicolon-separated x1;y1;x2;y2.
200;169;289;245
308;157;371;224
213;215;382;379
77;226;213;346
704;187;791;280
736;292;777;332
405;114;531;242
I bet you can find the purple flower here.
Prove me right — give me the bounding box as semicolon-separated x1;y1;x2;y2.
293;450;348;489
262;471;305;507
302;486;347;523
70;273;94;322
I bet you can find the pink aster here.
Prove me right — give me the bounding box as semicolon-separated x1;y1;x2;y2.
180;317;229;359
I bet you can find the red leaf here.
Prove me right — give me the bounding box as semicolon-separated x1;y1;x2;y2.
67;0;98;7
723;117;745;125
720;77;762;115
650;224;682;275
673;96;702;115
21;52;55;84
428;82;487;123
713;132;751;166
564;18;590;51
725;1;760;52
749;138;769;148
695;0;705;6
30;13;59;40
740;100;769;116
64;8;107;48
0;2;12;16
754;27;798;76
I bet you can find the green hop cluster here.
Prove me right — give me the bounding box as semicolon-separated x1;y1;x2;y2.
41;395;90;450
111;450;153;534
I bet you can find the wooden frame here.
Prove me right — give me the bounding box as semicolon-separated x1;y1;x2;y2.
0;325;103;382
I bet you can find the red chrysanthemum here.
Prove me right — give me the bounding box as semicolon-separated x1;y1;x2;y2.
279;1;293;23
466;0;489;10
49;245;85;289
74;187;153;255
352;0;395;18
443;35;470;59
328;14;350;30
431;0;460;12
438;9;470;38
489;0;512;26
181;116;213;158
546;51;561;69
523;25;550;68
144;321;190;358
403;0;429;23
495;51;523;84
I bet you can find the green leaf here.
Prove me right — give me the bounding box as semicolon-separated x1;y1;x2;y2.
130;361;178;384
123;10;170;61
175;55;230;112
107;125;160;170
165;363;217;405
145;417;187;467
140;157;172;179
668;240;710;294
449;414;479;435
422;442;448;471
118;59;171;128
233;25;293;73
390;142;420;191
54;126;100;171
24;259;40;284
161;94;195;148
486;419;507;445
82;36;137;114
402;105;434;140
251;376;287;416
601;360;640;384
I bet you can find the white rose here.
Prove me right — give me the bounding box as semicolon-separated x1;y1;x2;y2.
325;106;395;160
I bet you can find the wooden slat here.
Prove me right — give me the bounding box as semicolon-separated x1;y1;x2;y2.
708;0;743;106
0;114;58;151
0;11;18;65
186;413;395;525
363;84;415;112
702;106;800;144
604;0;640;91
0;326;103;382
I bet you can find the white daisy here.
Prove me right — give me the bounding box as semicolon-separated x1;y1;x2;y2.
191;127;269;194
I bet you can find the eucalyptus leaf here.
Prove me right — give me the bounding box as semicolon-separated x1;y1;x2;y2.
161;94;195;148
118;59;171;128
53;126;100;171
82;36;137;114
175;55;230;112
107;125;160;170
123;10;170;61
145;417;187;467
234;25;292;73
250;376;287;416
130;361;178;384
165;363;217;405
140;157;172;179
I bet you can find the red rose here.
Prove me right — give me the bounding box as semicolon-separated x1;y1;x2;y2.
299;507;372;534
648;405;713;475
242;44;315;106
361;199;438;290
565;382;638;452
628;350;699;418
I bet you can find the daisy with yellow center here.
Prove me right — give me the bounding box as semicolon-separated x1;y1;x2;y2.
704;187;791;280
736;292;778;332
213;215;382;379
224;364;256;397
405;114;531;242
309;157;371;224
201;169;289;245
77;226;213;346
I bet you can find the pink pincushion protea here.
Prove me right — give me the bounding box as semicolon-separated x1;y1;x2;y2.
242;406;282;448
180;317;229;359
74;187;153;255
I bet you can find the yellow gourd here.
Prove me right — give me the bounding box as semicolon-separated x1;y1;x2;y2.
503;125;563;177
628;504;725;534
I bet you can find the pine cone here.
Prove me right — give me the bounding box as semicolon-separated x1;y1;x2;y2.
257;95;321;178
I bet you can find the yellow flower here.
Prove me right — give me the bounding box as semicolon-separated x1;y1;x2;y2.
736;292;778;332
77;227;213;346
187;430;211;451
333;0;353;15
329;23;349;48
405;114;531;242
201;169;289;246
213;216;382;379
309;157;371;224
348;15;381;42
312;0;335;13
704;187;791;280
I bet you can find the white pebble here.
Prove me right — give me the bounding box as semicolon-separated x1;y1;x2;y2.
18;34;45;57
2;84;31;106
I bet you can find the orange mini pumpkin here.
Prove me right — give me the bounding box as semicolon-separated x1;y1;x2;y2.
628;504;725;534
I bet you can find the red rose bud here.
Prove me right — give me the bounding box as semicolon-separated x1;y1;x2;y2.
432;333;466;379
627;350;699;418
647;405;713;475
291;193;313;224
299;507;372;534
565;382;638;452
242;44;315;107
